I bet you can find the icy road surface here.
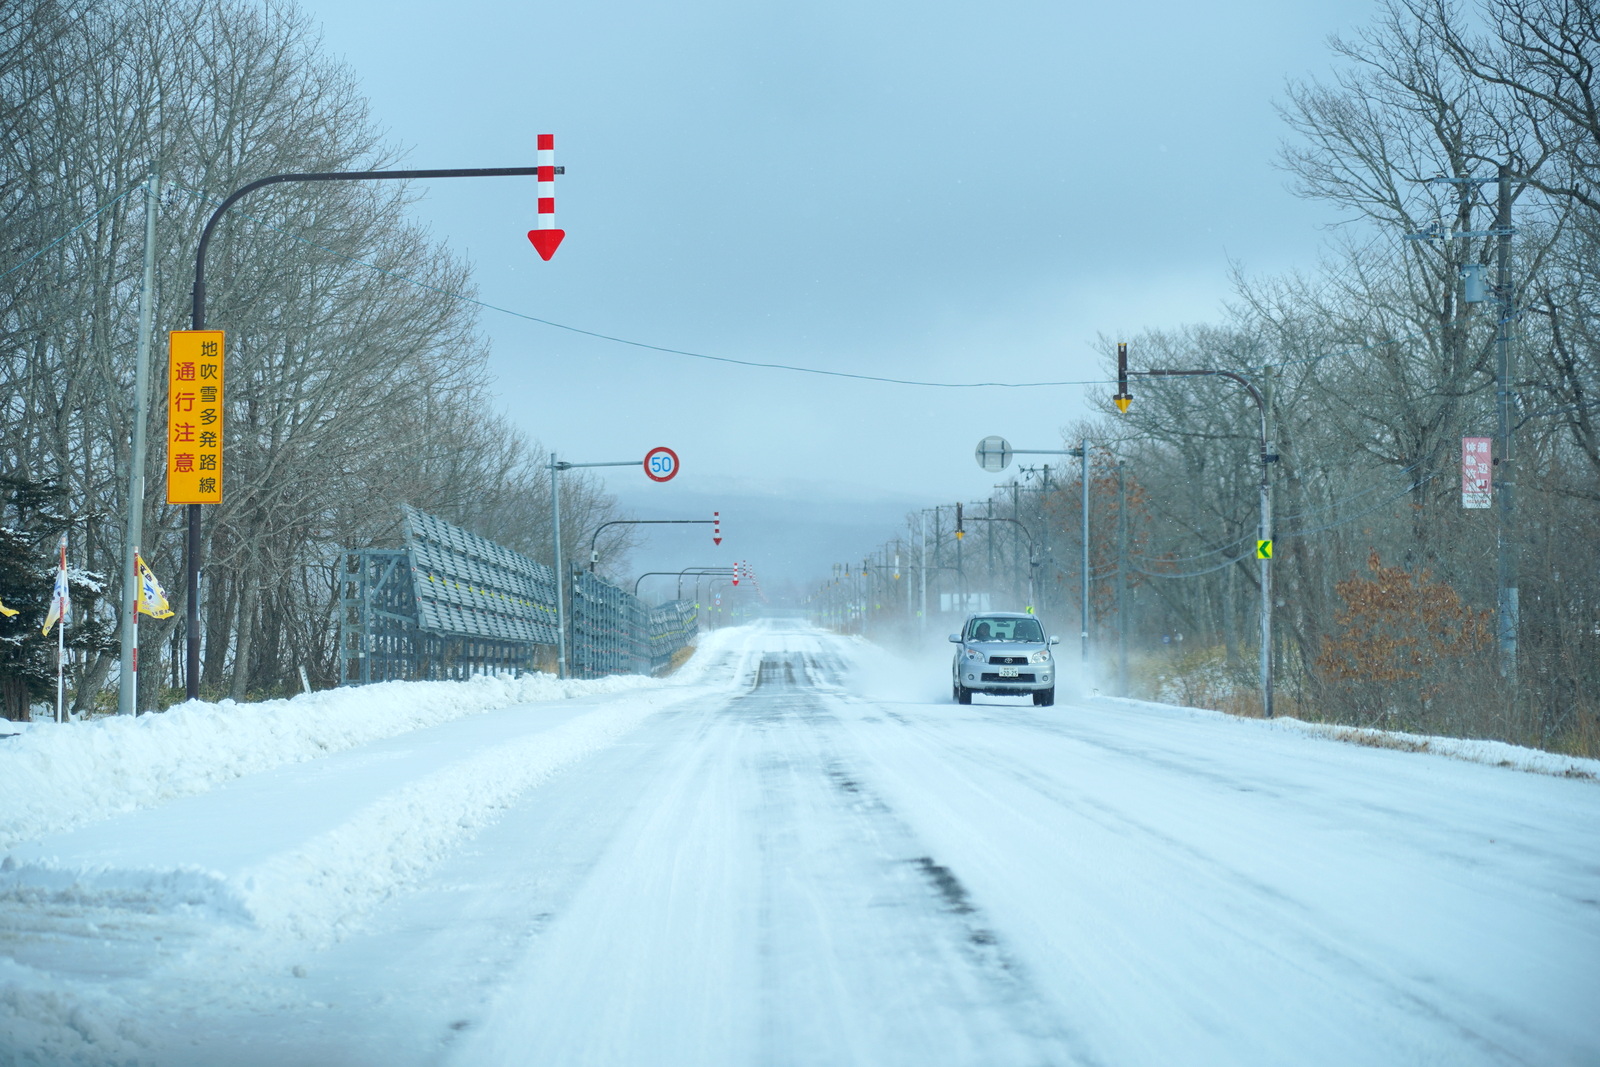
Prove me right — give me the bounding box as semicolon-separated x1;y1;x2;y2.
3;621;1598;1066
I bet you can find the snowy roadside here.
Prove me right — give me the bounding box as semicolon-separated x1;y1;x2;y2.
1097;695;1600;781
0;671;663;852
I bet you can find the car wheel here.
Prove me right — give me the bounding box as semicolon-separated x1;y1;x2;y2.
1033;687;1055;707
956;684;972;705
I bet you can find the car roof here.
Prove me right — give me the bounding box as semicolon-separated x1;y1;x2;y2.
965;612;1037;621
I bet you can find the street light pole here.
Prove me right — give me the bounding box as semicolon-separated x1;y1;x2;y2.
979;442;1089;670
1406;165;1519;685
548;453;639;679
588;519;720;572
186;162;554;699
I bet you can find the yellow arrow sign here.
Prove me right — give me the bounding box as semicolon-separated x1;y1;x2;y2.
1256;540;1273;559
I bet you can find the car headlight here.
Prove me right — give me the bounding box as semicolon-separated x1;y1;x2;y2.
1029;649;1050;664
965;648;983;661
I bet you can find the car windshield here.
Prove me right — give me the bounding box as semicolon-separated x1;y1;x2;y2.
967;617;1043;642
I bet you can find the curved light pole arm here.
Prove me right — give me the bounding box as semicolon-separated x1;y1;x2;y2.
587;519;717;572
183;163;552;698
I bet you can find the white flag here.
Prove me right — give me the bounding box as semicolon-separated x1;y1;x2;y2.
41;534;69;636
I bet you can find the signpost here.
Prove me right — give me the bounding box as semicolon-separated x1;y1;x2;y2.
973;436;1092;671
550;446;682;677
643;446;680;483
975;436;1013;474
166;331;225;505
1462;436;1492;509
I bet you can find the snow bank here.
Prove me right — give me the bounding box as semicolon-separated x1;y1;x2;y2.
1100;696;1600;780
0;685;682;941
237;691;670;938
0;958;147;1067
0;672;658;851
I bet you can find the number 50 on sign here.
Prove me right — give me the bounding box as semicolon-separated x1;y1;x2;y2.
167;330;225;504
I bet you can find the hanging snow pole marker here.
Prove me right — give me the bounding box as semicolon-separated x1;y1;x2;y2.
527;134;566;261
643;446;679;482
713;512;723;546
1114;341;1132;413
732;561;740;587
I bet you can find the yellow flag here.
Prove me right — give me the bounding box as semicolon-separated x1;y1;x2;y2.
135;552;174;619
0;596;17;618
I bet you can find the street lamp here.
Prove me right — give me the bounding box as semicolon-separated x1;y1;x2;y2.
549;450;667;678
974;436;1092;673
632;567;735;599
182;159;558;700
588;517;720;573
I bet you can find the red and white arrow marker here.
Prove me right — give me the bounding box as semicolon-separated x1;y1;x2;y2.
732;561;740;587
528;134;565;261
713;512;722;546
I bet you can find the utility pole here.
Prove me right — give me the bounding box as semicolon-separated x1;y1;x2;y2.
919;513;929;641
1493;163;1519;685
1117;460;1129;698
1079;439;1090;674
118;167;158;716
1404;164;1519;685
548;451;652;678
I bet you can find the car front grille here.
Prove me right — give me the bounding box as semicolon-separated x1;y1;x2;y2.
988;655;1030;665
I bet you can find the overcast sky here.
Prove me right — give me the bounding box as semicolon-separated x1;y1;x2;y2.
310;0;1377;593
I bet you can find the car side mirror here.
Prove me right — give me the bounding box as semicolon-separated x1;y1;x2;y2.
1049;636;1060;645
948;634;961;643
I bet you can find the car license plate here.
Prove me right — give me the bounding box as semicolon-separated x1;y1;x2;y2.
998;666;1018;678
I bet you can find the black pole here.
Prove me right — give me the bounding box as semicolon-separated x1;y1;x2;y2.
185;164;550;699
632;567;734;598
588;519;719;572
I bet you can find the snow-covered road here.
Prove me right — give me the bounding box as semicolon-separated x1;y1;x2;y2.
3;621;1598;1065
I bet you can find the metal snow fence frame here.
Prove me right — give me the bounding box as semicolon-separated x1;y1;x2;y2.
570;576;698;679
647;599;699;673
339;507;560;684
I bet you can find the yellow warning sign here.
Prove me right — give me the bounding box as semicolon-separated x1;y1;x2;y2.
167;330;224;504
1256;540;1273;560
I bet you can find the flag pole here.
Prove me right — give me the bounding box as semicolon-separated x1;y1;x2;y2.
55;534;66;724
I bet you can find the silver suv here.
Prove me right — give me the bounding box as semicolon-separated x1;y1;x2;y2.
950;612;1059;706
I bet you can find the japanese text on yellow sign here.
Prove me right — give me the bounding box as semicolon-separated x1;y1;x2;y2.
167;330;224;504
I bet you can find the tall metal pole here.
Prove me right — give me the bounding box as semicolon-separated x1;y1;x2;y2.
1080;440;1090;673
550;453;566;679
185;163;552;700
119;168;158;716
1117;460;1129;698
919;512;928;641
1494;162;1518;685
1040;466;1052;616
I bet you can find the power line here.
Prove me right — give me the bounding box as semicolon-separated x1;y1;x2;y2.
166;179;1446;391
0;181;142;282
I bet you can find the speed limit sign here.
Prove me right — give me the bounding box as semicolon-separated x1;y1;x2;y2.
643;446;680;483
